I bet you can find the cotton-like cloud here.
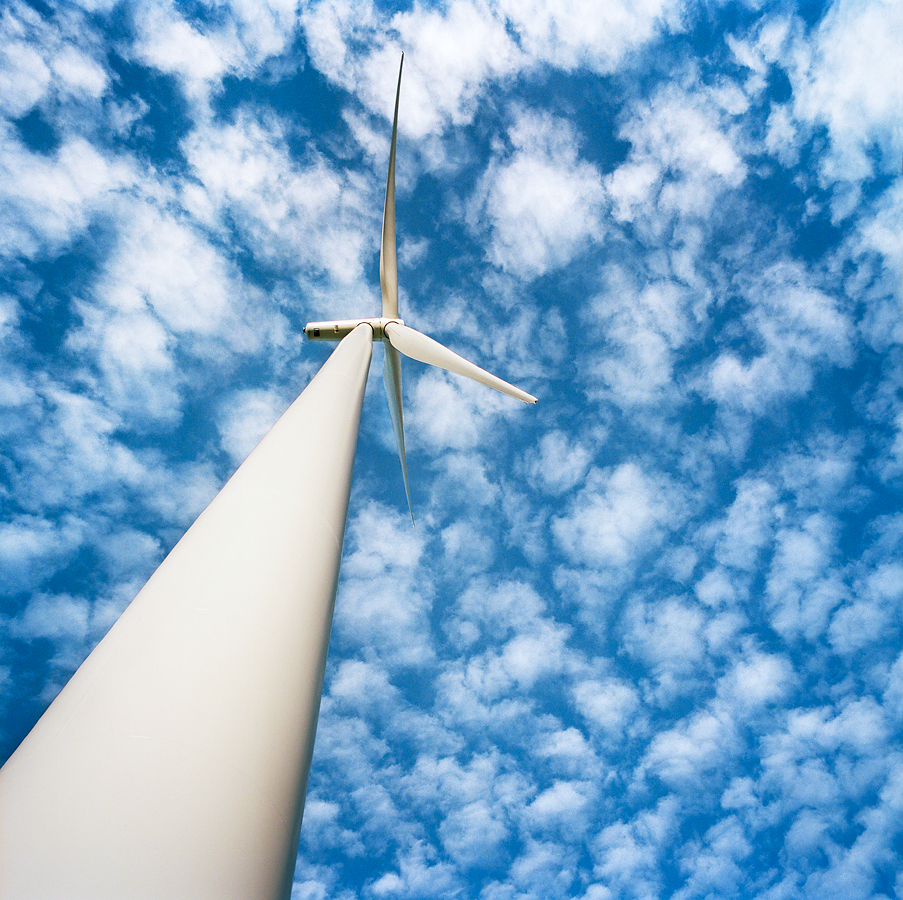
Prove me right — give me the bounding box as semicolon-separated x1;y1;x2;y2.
523;429;592;496
672;815;752;900
521;779;596;841
471;109;606;279
407;366;525;455
0;515;85;595
0;128;132;258
584;266;695;407
608;82;747;227
131;1;300;107
828;562;903;656
765;512;846;642
444;578;546;650
622;595;709;702
715;647;795;712
333;501;431;668
591;798;679;900
183;114;373;289
707;261;853;414
0;3;109;119
500;0;683;74
710;476;780;571
533;726;597;778
439;799;509;869
367;839;460;899
552;463;681;569
790;0;903;191
303;0;521;141
0;40;51;119
572;677;642;741
9;591;89;642
641;709;740;793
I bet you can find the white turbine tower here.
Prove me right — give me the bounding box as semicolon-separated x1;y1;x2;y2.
0;54;534;900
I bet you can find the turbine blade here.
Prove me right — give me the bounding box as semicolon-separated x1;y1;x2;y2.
383;341;414;524
384;322;537;404
379;53;404;319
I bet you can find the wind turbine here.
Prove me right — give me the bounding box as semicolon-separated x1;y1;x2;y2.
0;53;534;900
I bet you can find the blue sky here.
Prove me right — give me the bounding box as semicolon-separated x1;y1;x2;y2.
1;0;902;897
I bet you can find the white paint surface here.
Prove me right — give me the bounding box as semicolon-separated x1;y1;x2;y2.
0;324;373;900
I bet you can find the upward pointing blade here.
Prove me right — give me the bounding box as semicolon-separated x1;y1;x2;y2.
384;322;537;404
379;54;404;320
383;341;414;523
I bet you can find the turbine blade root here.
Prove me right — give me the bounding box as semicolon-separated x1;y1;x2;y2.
384;322;537;404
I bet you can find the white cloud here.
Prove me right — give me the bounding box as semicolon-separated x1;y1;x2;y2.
95;527;162;580
49;44;108;99
673;815;751;900
759;698;893;827
303;0;681;146
694;567;741;609
328;659;398;714
446;612;574;707
707;261;853;414
585;267;695;407
608;83;747;224
68;304;181;424
506;837;580;897
622;596;708;701
471;109;605;279
523;430;592;496
367;840;460;899
303;0;520;140
828;562;903;656
132;4;238;98
572;677;641;740
712;477;780;571
0;1;112;125
0;515;85;594
9;591;89;642
439;799;509;869
389;2;522;138
333;501;431;668
0;129;132;259
61;194;268;423
534;726;597;777
521;779;596;840
407;366;522;455
789;0;903;191
93;203;248;337
552;463;680;568
500;0;683;74
0;39;51;118
765;513;846;642
183;115;372;287
130;0;300;109
10;385;138;508
641;709;739;792
591;798;679;899
444;578;546;649
716;647;795;712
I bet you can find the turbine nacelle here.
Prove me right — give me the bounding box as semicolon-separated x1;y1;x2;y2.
304;318;403;342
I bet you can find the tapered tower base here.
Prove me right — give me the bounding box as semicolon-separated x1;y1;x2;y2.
0;325;373;900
